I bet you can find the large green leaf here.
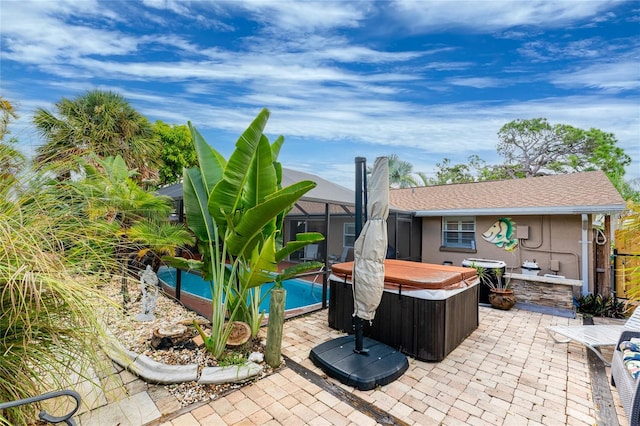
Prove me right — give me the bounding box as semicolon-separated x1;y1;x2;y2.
183;167;215;244
241;233;279;289
270;136;286;245
225;180;316;256
161;255;205;274
209;108;270;228
275;262;325;285
188;123;226;195
275;232;324;262
270;135;284;163
243;134;277;211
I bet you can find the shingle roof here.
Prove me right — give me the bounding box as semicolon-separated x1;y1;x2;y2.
389;171;626;216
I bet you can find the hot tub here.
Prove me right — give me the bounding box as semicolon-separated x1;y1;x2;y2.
329;259;479;362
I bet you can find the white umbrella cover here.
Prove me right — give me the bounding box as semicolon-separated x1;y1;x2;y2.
352;157;389;321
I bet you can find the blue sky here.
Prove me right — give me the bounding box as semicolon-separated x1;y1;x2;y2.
2;0;639;189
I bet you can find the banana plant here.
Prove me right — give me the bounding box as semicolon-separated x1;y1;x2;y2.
164;108;323;358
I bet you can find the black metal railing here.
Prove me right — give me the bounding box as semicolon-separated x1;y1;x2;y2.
0;389;81;426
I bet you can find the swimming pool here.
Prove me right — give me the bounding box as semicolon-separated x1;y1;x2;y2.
157;266;329;314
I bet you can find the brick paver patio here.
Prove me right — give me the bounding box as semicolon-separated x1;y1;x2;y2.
77;306;629;425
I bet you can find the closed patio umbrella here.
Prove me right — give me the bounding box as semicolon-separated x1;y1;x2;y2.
352;156;388;353
309;155;407;390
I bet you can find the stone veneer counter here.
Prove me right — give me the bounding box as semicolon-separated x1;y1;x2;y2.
506;272;582;311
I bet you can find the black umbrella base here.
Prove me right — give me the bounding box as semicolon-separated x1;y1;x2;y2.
309;335;409;391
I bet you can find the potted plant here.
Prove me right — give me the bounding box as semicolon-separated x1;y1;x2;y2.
473;263;515;310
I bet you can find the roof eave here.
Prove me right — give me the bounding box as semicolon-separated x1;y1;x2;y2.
413;204;627;217
299;196;354;206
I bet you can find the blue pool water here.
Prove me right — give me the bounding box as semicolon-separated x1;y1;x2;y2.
157;267;328;313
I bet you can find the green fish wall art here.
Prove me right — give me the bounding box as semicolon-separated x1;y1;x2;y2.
482;218;518;251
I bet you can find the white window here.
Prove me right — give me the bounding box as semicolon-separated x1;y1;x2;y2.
442;217;476;249
344;223;356;247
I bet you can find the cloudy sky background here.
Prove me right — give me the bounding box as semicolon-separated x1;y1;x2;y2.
2;0;638;189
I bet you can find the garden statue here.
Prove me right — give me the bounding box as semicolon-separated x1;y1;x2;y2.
134;265;159;321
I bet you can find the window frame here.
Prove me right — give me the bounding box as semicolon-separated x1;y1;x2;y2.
343;222;356;248
441;216;477;251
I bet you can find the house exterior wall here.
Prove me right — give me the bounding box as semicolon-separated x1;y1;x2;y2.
421;214;595;290
326;217;354;258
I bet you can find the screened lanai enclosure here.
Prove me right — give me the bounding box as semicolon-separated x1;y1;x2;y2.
156;167;421;265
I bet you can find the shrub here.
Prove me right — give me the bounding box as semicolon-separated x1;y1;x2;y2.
575;293;627;318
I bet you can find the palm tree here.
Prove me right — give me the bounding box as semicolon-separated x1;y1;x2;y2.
70;155;177;281
33;90;162;184
388;154;417;188
128;219;194;272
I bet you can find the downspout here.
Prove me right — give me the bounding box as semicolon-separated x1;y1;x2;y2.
581;214;589;295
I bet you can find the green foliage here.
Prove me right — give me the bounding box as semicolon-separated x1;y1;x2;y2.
574;293;626;318
165;108;323;358
409;118;637;201
376;154;417;188
0;97;25;182
424;157;476;185
218;352;247;367
63;154;188;281
496;118;633;197
33;89;162;184
128;219;194;272
0;95;18;140
610;174;640;203
469;263;511;290
0;152;119;425
245;286;266;338
73;155;173;226
155;121;196;186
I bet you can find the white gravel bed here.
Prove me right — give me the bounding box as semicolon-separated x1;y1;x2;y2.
97;274;272;406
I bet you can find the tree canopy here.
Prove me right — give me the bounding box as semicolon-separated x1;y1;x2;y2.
392;117;637;201
33;89;162;184
496;118;631;178
155;121;196;187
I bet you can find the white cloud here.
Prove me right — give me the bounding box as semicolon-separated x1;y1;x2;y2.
142;0;191;16
3;0;637;187
446;77;504;88
517;38;626;63
550;61;640;93
230;0;370;32
1;1;139;63
390;0;625;32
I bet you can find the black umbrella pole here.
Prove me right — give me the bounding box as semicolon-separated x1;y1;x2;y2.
353;316;369;354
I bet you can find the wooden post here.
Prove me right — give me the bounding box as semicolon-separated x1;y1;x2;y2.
602;215;612;297
595;216;612;297
265;288;286;368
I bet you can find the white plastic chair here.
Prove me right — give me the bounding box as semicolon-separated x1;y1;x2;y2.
329;247;352;264
301;244;319;261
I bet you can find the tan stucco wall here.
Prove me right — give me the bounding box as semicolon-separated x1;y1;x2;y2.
421;215;592;288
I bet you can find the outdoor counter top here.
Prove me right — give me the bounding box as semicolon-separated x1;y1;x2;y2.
505;272;582;287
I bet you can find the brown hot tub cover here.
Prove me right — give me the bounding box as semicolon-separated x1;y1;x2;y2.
331;259;478;291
